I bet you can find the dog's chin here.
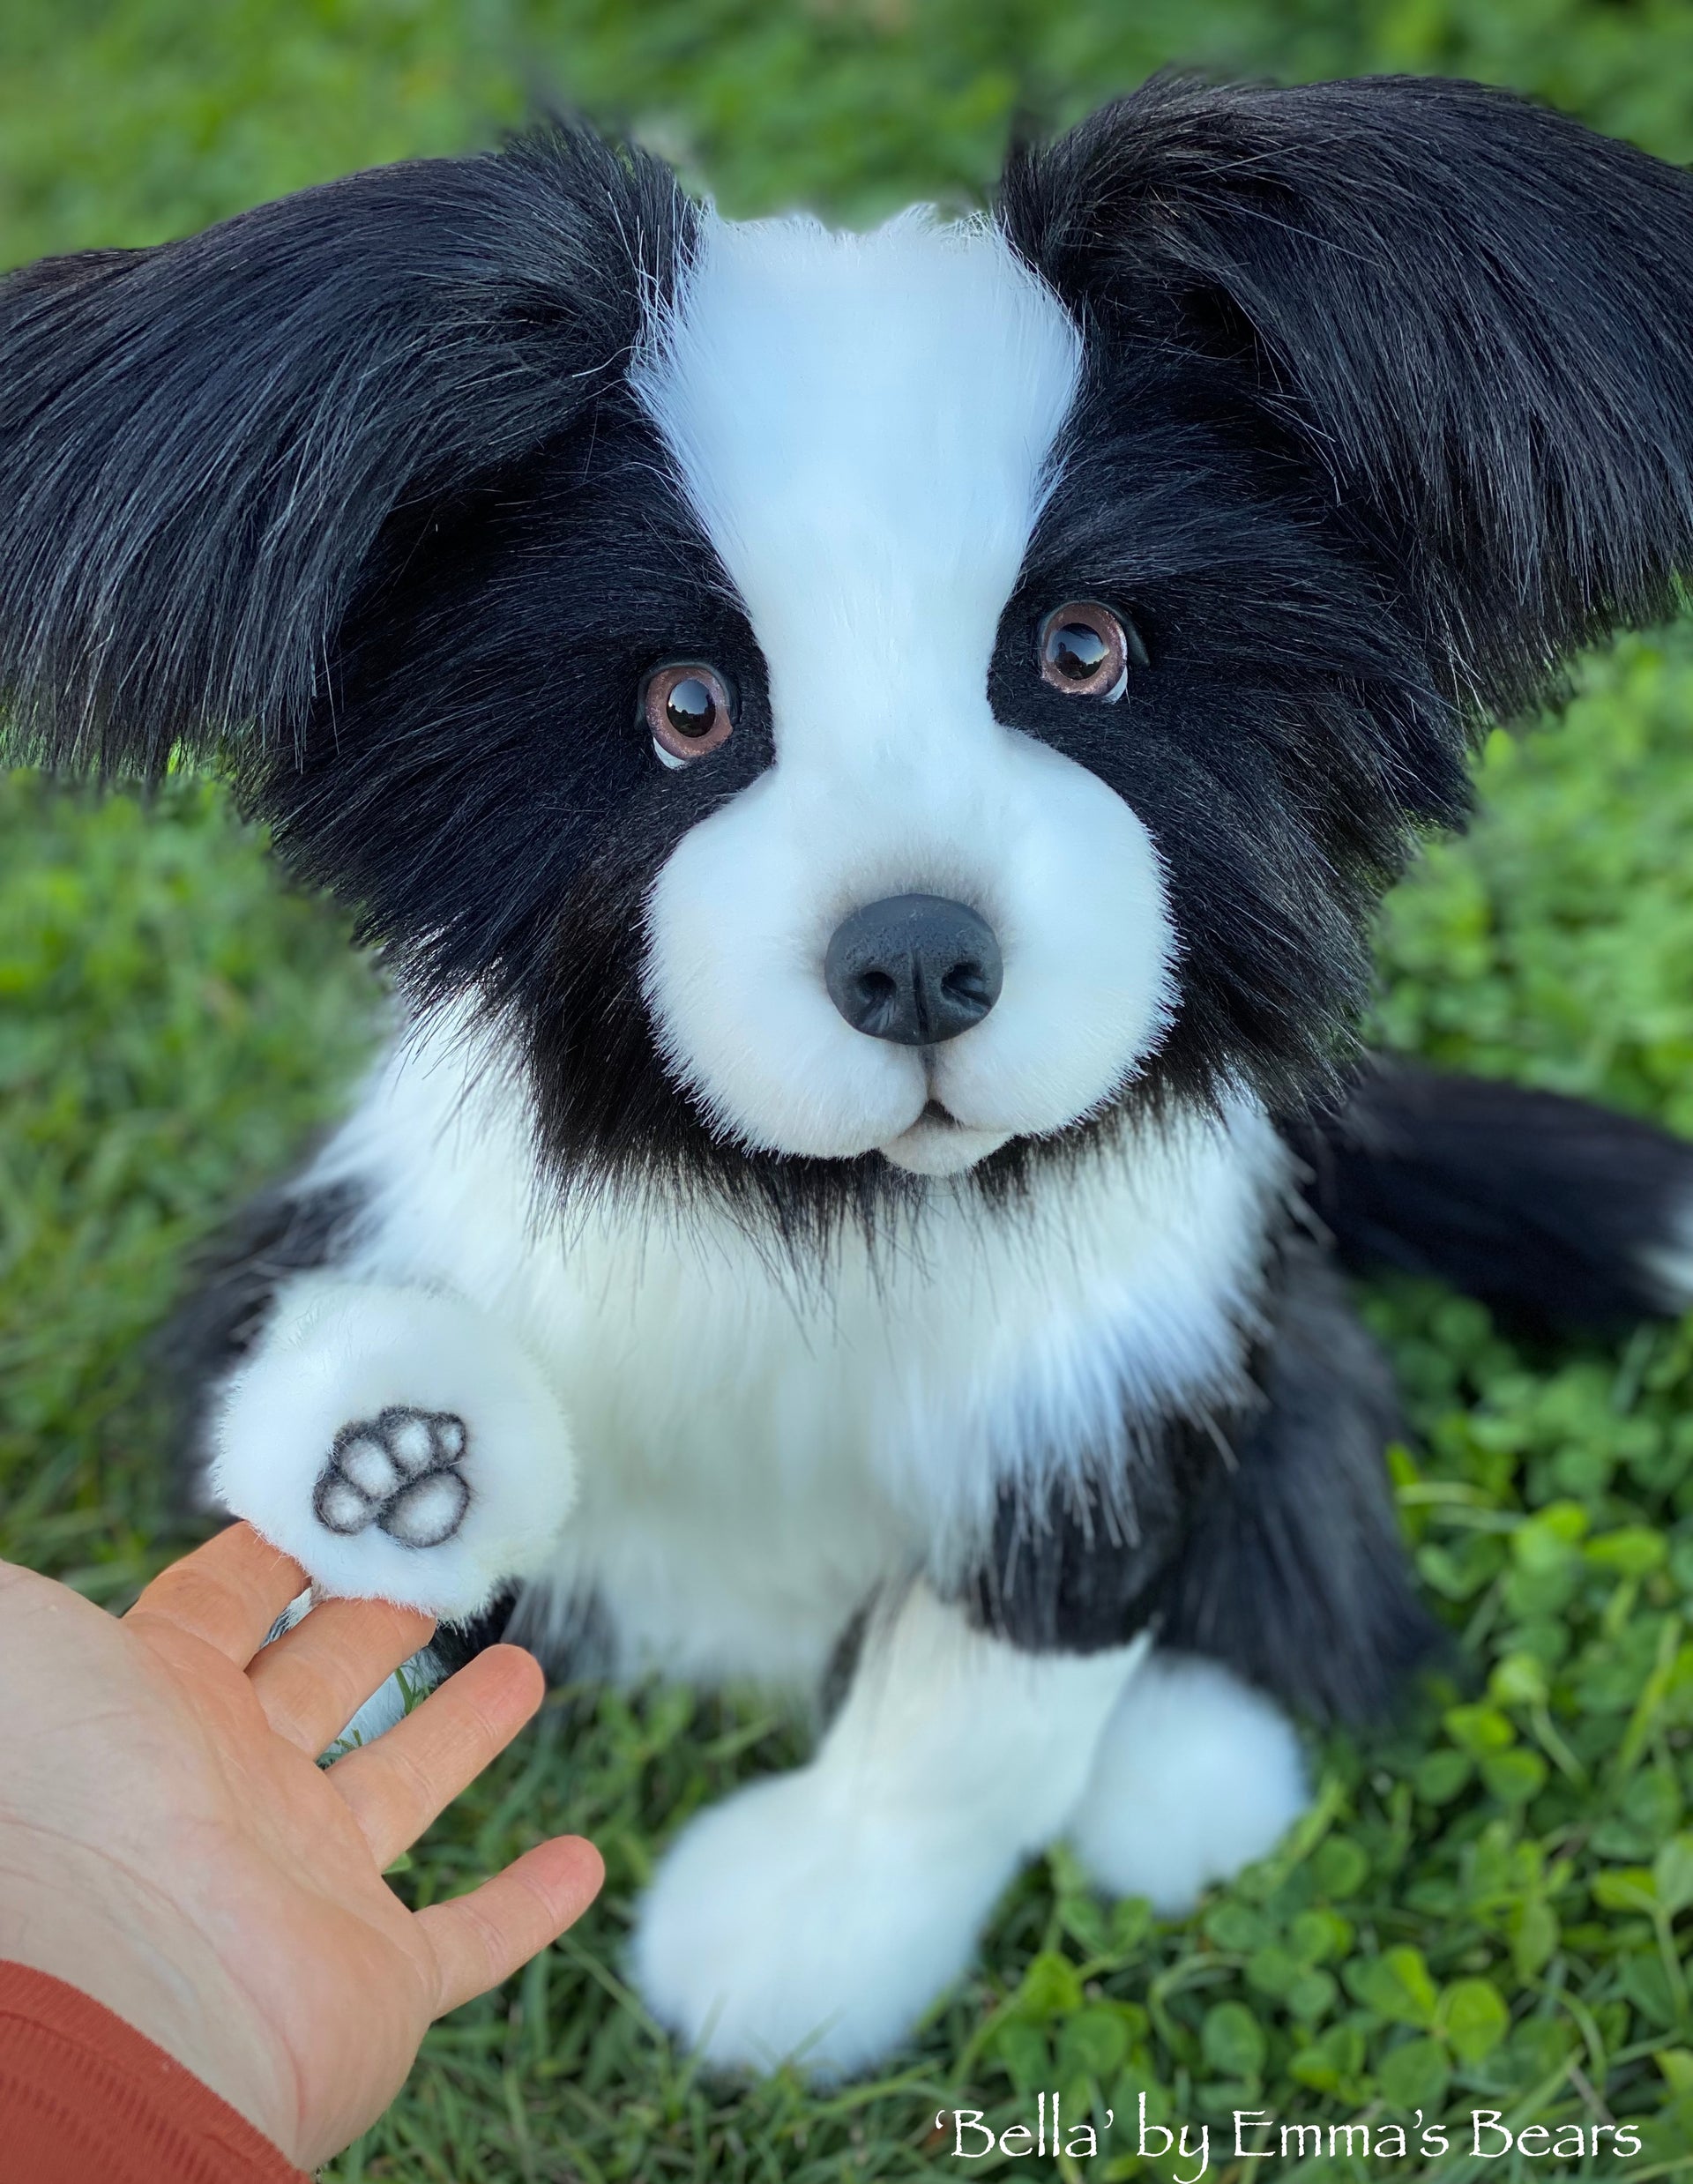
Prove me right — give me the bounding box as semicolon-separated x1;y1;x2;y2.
877;1106;1014;1178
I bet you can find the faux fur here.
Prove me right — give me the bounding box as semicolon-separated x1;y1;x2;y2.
211;1274;577;1617
201;1011;1285;1687
1068;1651;1310;1913
1296;1059;1693;1329
630;1585;1149;2077
632;211;1176;1174
7;73;1693;2079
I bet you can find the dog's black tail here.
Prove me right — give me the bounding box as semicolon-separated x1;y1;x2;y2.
1295;1062;1693;1331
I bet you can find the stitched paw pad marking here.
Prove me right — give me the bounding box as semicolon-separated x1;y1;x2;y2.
312;1406;471;1550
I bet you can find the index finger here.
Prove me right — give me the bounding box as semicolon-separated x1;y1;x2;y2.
127;1522;308;1666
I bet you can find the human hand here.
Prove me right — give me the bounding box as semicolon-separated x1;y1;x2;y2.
0;1523;602;2172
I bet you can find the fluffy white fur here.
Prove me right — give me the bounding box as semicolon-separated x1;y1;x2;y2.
631;1584;1151;2076
211;1275;577;1618
633;211;1175;1173
207;1012;1289;1655
1067;1651;1310;1912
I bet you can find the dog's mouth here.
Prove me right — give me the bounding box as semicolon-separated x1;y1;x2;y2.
877;1093;1013;1178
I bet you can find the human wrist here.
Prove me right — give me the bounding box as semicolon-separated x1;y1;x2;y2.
0;1831;297;2159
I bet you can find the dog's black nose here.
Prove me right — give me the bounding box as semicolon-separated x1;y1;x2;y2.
824;894;1003;1046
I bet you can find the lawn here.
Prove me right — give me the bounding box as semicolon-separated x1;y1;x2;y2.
4;4;1693;2177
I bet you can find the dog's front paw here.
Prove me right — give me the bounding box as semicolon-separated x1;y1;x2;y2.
313;1406;472;1548
210;1279;576;1618
630;1768;1012;2081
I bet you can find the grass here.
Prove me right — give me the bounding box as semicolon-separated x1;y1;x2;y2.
4;4;1693;2177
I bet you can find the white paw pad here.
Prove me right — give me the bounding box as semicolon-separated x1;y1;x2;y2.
312;1406;472;1550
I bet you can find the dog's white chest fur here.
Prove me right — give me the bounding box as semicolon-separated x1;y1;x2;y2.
265;1017;1288;1683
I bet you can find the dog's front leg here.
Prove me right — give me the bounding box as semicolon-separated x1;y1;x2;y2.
206;1274;577;1621
630;1582;1147;2079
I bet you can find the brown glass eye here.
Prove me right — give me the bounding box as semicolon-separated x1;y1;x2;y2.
645;662;735;764
1037;601;1147;698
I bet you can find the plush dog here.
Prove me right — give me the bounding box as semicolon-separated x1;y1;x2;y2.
5;72;1693;2078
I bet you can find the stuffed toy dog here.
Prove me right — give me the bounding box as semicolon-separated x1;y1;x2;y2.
5;71;1693;2079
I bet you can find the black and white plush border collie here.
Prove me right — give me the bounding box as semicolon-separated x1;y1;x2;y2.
5;72;1693;2078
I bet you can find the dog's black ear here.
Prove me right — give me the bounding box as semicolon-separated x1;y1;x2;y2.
1001;75;1693;719
0;126;691;778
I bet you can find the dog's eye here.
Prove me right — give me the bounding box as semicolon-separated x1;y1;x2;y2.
1037;602;1148;699
645;663;735;766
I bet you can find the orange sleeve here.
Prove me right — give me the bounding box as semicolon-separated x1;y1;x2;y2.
0;1961;309;2184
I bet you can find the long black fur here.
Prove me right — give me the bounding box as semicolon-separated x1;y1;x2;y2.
1000;74;1693;723
157;1177;368;1506
0;126;696;779
1297;1061;1693;1331
1151;1235;1434;1723
960;1420;1216;1660
996;72;1693;1120
957;1234;1433;1722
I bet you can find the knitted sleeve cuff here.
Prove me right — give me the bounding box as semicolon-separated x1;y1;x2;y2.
0;1960;309;2184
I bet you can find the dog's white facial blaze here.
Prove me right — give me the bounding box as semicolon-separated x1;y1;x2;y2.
634;209;1177;1171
